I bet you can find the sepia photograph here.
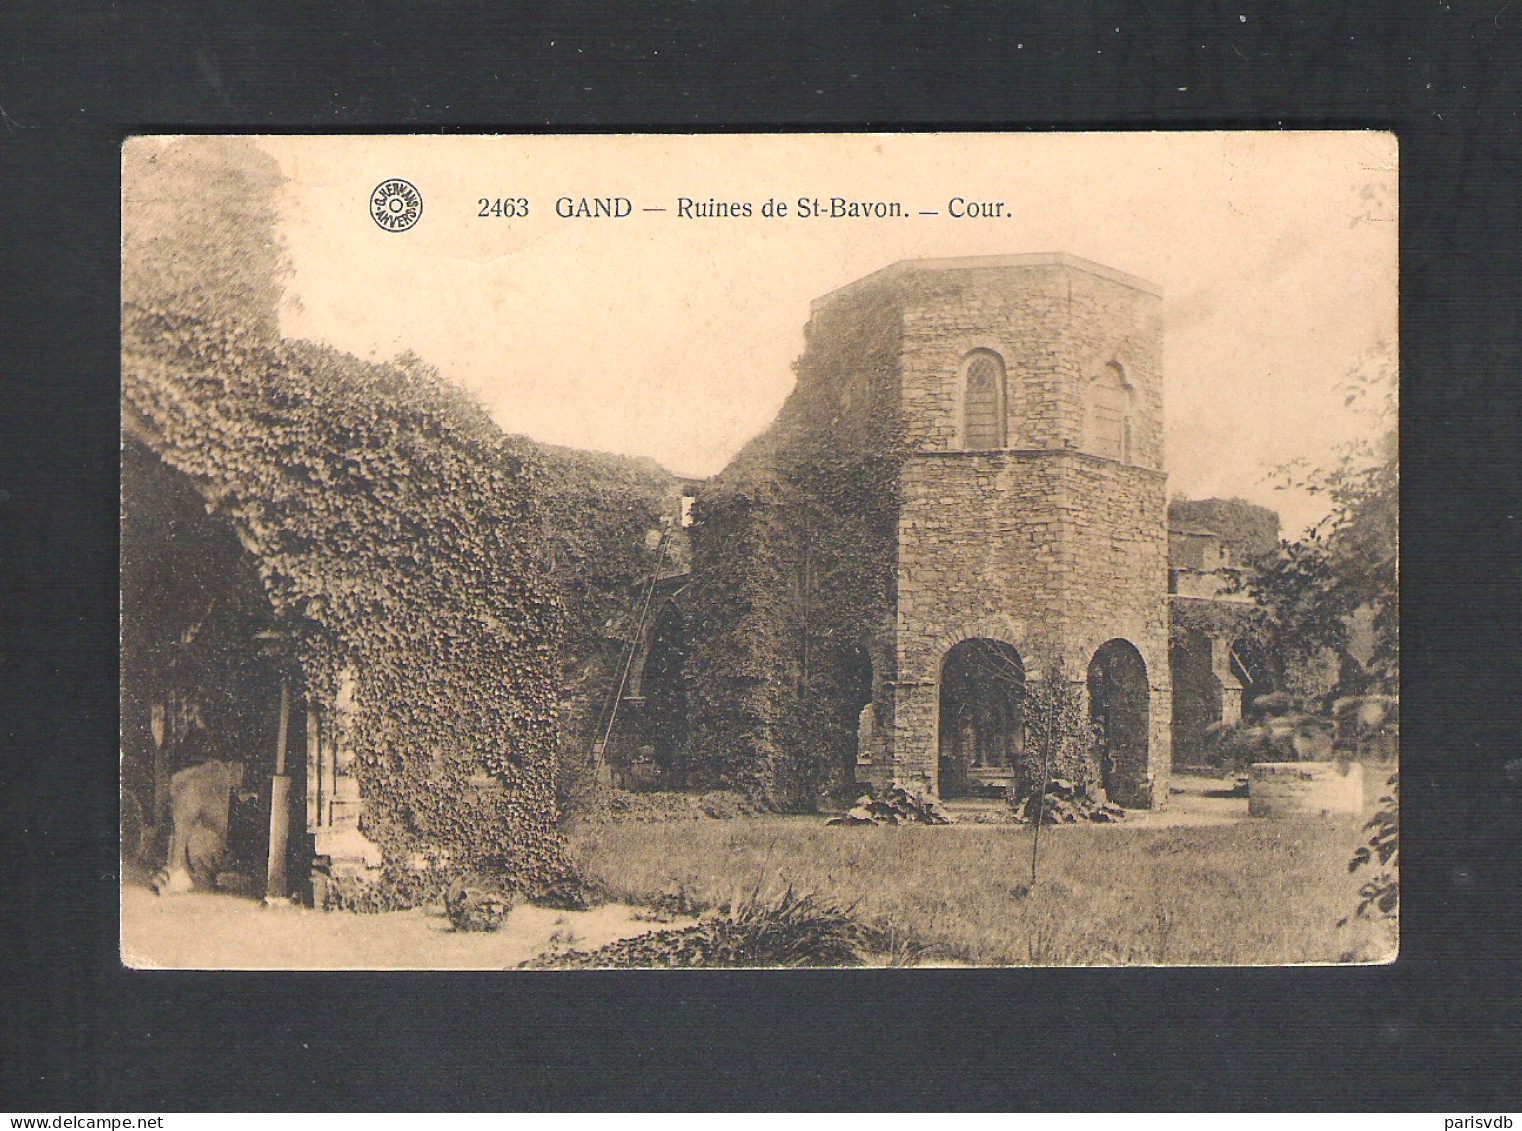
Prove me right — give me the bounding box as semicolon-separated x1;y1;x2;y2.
119;132;1398;969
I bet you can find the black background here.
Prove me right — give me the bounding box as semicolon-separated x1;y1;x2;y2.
2;0;1519;1111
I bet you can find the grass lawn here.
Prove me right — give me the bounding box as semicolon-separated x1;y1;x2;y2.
565;804;1396;966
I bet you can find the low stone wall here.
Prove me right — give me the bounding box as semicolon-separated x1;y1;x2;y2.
1248;761;1364;818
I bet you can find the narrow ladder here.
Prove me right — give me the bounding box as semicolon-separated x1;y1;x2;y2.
590;525;674;780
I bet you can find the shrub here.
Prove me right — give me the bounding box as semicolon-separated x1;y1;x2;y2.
444;875;516;933
526;886;885;967
1332;694;1399;758
826;785;952;826
1344;772;1399;923
1202;692;1336;772
1007;778;1126;824
527;871;602;912
1011;647;1103;800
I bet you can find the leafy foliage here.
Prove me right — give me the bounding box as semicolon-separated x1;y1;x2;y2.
1168;496;1281;563
535;445;678;660
124;309;574;892
444;874;517;932
1013;647;1103;803
1168;594;1257;645
1345;773;1399;921
1248;359;1398;703
530;445;679;809
826;786;952;826
1009;648;1106;882
526;886;886;967
1331;693;1399;757
1202;713;1335;773
1008;778;1126;824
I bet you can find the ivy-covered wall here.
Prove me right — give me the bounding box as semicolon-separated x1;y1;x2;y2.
121;138;588;900
683;289;906;810
1168;497;1281;564
123;305;572;897
531;444;681;793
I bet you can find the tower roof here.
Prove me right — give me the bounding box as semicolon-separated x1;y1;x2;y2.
811;252;1162;312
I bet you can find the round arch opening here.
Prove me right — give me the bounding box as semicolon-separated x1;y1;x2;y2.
938;638;1025;798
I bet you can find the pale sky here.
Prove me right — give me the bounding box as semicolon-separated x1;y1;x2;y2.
262;133;1397;537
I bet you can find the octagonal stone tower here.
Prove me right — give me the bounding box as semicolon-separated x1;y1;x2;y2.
834;254;1173;807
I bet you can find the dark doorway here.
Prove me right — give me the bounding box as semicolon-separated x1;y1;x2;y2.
938;639;1025;798
121;440;307;893
1088;639;1151;807
640;601;690;787
837;644;875;795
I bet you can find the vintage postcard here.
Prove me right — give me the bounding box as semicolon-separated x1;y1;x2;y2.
120;132;1398;969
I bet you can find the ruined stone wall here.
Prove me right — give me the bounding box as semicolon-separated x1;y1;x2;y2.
1057;456;1171;668
891;450;1171;802
686;255;1173;808
867;259;1169;803
896;453;1070;682
1058;455;1173;805
682;286;905;809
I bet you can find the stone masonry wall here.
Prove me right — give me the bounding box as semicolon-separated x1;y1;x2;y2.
1058;455;1173;804
888;258;1164;468
812;255;1172;805
697;255;1172;807
892;450;1171;803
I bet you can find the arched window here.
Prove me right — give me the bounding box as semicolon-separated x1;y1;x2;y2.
962;351;1006;449
1086;360;1135;462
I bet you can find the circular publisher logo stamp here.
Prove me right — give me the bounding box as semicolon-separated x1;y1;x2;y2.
371;178;422;232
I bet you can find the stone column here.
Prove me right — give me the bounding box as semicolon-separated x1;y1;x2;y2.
264;677;293;905
310;666;383;904
1147;680;1173;810
888;679;940;797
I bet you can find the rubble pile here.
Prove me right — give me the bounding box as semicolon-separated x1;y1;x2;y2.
826;786;954;826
